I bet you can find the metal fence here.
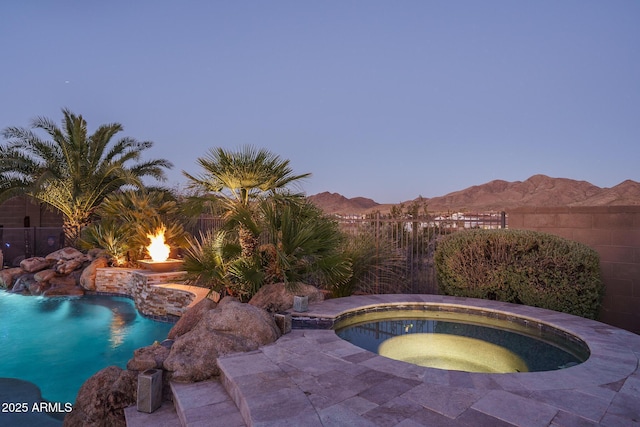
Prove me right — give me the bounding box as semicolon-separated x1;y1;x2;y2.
0;227;65;267
335;212;507;295
1;212;506;292
192;212;507;295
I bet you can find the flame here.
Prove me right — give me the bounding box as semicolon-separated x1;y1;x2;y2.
147;227;170;262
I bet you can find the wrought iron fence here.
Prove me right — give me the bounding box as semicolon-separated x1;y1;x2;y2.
0;227;65;267
191;212;507;295
335;212;507;295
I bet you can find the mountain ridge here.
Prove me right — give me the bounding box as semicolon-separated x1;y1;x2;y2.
307;175;640;215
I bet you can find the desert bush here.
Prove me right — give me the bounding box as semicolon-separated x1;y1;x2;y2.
182;200;352;301
80;190;189;264
330;232;407;298
434;229;604;319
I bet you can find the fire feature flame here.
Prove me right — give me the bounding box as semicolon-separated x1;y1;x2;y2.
147;227;170;262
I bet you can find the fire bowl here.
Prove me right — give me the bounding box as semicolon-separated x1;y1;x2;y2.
138;259;184;273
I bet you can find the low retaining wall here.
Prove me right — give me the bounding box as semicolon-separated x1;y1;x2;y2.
94;268;209;319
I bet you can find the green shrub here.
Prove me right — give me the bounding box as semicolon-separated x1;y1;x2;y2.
434;229;604;319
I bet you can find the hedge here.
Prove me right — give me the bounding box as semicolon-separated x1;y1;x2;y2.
434;229;604;319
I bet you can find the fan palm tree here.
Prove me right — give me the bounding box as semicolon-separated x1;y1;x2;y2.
258;199;352;289
0;108;172;245
183;145;310;258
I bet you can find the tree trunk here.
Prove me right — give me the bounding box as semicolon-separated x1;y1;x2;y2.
238;225;259;258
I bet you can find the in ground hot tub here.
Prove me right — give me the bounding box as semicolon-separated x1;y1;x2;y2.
334;306;589;373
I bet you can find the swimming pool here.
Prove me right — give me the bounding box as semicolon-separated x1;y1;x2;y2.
0;292;173;404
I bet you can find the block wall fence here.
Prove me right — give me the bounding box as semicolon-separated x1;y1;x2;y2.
508;206;640;334
0;196;63;228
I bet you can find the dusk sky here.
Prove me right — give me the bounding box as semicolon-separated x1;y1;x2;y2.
1;1;638;203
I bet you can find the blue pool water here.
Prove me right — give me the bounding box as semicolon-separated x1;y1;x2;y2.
0;292;173;404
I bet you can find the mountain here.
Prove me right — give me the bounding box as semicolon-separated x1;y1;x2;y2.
572;180;640;206
307;192;379;214
308;175;640;215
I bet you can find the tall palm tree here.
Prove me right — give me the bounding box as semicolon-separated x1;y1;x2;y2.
0;108;172;245
183;145;310;257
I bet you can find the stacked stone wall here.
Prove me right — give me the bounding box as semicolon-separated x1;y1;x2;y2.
94;268;196;318
508;206;640;334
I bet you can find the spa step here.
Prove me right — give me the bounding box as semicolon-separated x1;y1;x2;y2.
170;379;246;427
218;351;323;427
124;400;181;427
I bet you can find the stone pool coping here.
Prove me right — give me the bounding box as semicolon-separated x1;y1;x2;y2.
255;294;640;425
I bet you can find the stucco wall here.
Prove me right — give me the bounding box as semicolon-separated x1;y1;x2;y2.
508;206;640;334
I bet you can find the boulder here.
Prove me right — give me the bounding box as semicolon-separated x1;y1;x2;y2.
43;285;85;297
249;282;324;313
56;258;87;275
50;275;78;288
0;267;24;289
34;269;57;282
87;248;110;261
167;297;217;340
126;343;170;371
163;297;281;382
63;365;137;427
80;257;109;291
28;281;51;296
20;257;51;273
206;297;282;345
46;247;84;262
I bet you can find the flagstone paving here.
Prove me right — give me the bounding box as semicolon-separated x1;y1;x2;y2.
128;295;640;426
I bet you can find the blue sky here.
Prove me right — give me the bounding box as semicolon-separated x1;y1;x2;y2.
1;1;638;203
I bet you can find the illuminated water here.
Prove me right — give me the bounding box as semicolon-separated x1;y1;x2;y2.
0;292;173;404
335;310;588;373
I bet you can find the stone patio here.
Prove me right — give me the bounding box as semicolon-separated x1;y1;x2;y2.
126;295;640;426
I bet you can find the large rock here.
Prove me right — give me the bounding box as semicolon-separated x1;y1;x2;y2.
50;275;78;288
46;247;84;262
163;297;281;382
80;257;109;291
249;282;324;313
34;269;57;282
56;258;87;275
20;257;51;273
28;280;51;296
126;343;170;371
43;284;85;297
167;297;217;340
63;366;136;427
0;267;24;289
87;248;109;261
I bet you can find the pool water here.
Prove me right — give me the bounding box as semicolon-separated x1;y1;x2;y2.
0;292;173;404
335;310;588;373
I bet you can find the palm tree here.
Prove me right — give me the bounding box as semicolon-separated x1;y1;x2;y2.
0;108;172;245
258;199;352;289
183;145;310;257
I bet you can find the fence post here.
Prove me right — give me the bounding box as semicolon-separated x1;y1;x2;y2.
500;211;506;229
375;211;380;294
